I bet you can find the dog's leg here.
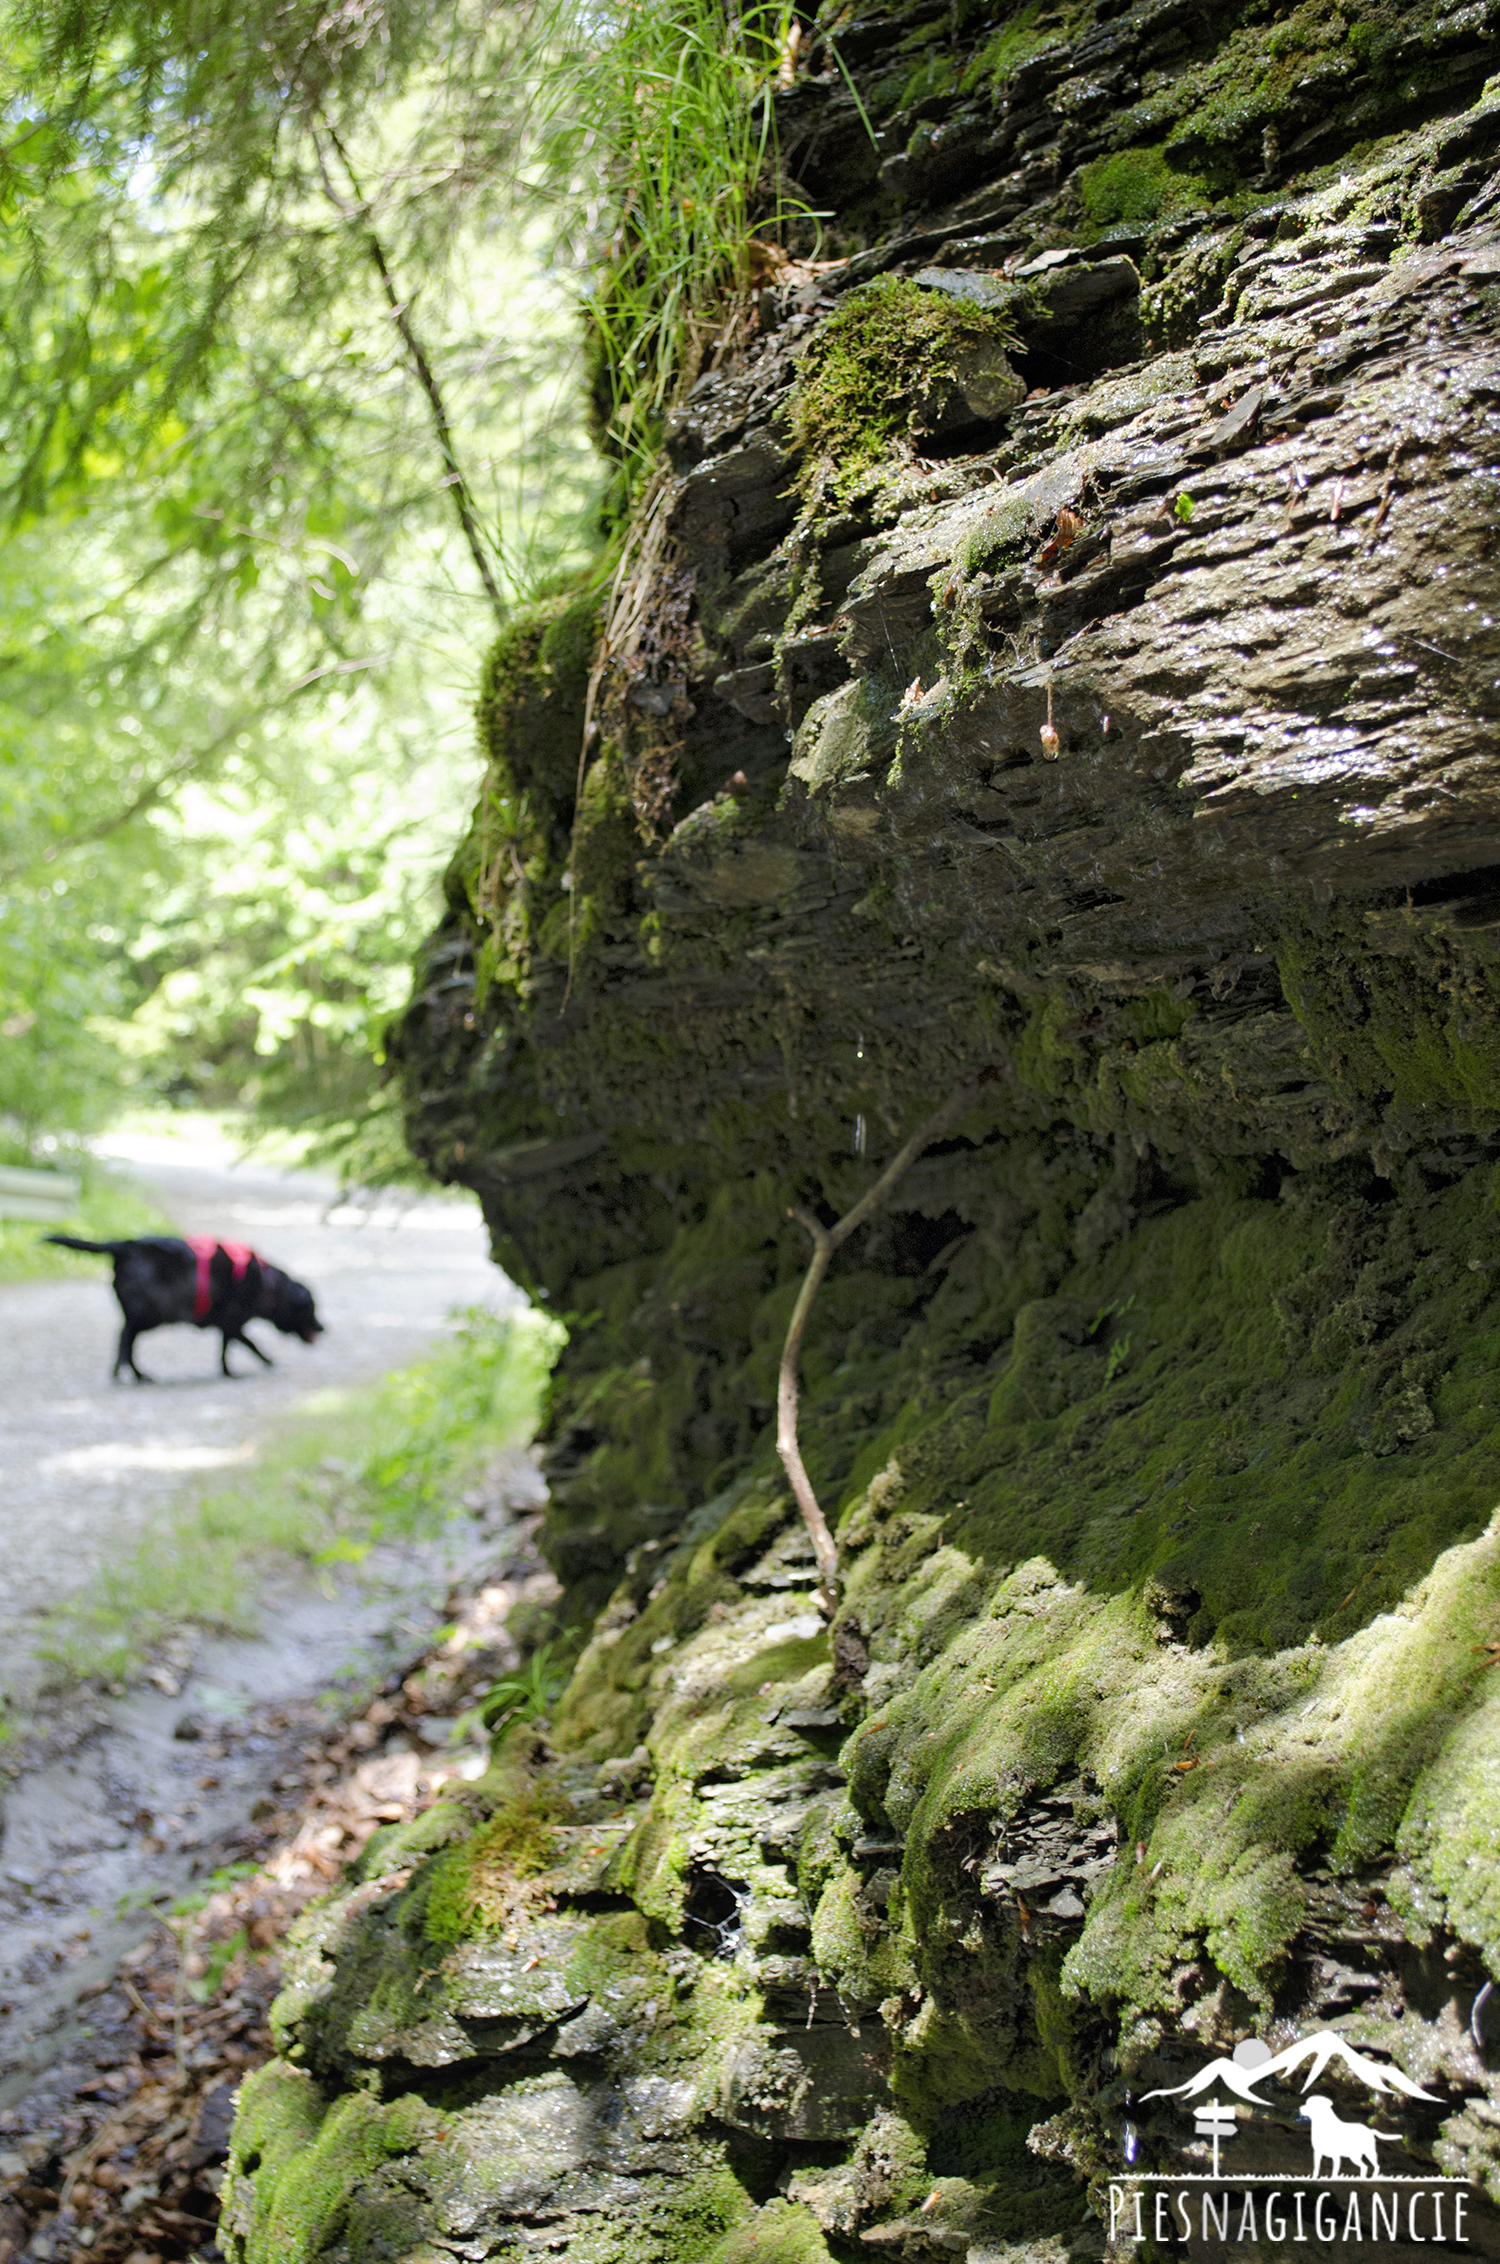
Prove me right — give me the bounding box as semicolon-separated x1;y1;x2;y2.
238;1329;275;1368
115;1324;151;1383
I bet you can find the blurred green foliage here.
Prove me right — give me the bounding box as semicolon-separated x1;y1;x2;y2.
0;0;603;1174
0;0;805;1175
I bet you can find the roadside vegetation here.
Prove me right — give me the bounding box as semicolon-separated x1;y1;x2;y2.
0;1153;173;1283
36;1305;564;1685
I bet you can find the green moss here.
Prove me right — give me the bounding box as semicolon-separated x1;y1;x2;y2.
1279;912;1500;1119
899;50;960;108
1078;144;1212;233
838;1507;1500;2083
922;2097;1083;2235
222;2063;437;2264
702;2197;835;2262
355;1798;470;1883
1099;0;1473;179
423;1781;563;1945
960;3;1066;92
790;276;1019;504
473;586;599;840
810;1866;920;2002
1396;1564;1500;1975
449;582;600;1001
575;739;640;895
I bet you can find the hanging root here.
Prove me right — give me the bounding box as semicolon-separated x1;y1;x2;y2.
777;1078;988;1613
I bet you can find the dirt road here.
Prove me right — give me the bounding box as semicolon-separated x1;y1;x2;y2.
0;1124;516;1700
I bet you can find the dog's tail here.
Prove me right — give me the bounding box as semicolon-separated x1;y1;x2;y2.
43;1234;130;1255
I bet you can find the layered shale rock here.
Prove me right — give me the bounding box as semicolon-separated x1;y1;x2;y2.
225;0;1500;2255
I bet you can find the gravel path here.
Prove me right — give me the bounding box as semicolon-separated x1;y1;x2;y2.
0;1126;517;1698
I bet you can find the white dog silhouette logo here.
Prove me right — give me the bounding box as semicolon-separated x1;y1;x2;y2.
1299;2095;1400;2180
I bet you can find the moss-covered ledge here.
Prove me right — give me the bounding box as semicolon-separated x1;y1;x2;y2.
259;0;1500;2251
222;1135;1500;2259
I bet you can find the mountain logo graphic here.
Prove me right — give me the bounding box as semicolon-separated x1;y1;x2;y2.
1142;2028;1441;2109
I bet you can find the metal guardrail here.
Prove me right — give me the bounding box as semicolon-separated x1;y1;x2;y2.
0;1164;83;1221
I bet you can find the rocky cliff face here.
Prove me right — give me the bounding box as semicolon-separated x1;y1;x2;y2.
223;2;1500;2256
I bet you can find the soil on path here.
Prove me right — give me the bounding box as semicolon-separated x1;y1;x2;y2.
0;1124;516;1702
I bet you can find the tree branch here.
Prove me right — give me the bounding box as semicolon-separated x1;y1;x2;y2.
316;117;506;628
777;1078;987;1614
0;710;258;882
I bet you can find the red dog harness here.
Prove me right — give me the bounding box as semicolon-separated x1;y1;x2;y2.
186;1235;258;1322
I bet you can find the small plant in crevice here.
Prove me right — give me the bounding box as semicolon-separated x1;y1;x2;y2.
478;1640;571;1734
1104;1332;1133;1385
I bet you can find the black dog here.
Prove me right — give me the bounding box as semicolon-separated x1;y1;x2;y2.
45;1233;324;1381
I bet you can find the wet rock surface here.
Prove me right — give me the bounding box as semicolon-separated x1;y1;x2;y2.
239;0;1500;2256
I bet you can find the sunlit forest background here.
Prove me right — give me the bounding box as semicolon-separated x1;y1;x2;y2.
1;0;620;1196
3;0;804;1213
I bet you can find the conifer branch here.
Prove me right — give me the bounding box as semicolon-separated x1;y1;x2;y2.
316;117;506;627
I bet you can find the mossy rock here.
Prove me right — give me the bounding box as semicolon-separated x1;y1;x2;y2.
791;276;1021;503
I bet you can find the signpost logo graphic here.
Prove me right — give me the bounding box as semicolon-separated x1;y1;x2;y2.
1193;2098;1237;2178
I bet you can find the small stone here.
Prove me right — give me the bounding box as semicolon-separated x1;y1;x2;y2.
911;265;1016;308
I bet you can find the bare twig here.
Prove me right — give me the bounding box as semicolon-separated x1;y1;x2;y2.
1365;431;1407;551
778;1079;985;1611
315;116;505;627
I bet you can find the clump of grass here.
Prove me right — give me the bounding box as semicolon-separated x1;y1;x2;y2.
38;1304;565;1684
478;1640;571;1734
547;0;812;495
